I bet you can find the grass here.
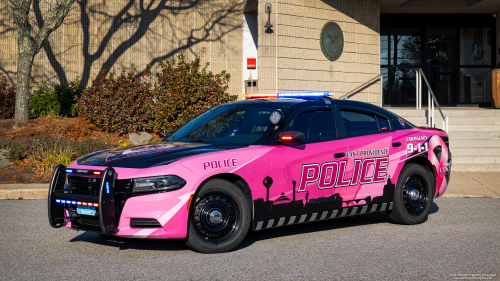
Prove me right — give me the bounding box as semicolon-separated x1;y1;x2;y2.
0;136;119;181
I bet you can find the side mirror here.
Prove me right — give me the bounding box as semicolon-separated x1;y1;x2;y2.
279;131;305;145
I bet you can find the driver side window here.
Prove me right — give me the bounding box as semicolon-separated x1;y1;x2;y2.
284;110;336;144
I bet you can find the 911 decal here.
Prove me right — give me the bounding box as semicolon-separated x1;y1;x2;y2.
298;156;389;192
407;142;428;154
406;135;430;156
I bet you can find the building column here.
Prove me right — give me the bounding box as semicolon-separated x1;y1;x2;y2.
497;13;500;66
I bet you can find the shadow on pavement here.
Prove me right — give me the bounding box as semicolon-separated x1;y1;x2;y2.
70;233;189;251
69;202;440;252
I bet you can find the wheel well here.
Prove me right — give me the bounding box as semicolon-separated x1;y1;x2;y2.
195;173;254;218
404;156;437;192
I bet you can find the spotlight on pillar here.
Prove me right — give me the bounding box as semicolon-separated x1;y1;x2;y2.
265;2;273;34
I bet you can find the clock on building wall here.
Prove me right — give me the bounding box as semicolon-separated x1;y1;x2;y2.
320;21;344;61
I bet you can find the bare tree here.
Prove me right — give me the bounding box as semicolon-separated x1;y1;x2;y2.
7;0;76;127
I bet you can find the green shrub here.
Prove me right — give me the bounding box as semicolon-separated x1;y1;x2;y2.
150;50;236;133
0;136;118;181
75;67;154;134
0;73;16;119
76;50;237;135
30;77;81;117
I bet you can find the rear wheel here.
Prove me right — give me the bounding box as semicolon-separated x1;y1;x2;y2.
186;179;251;253
388;164;434;225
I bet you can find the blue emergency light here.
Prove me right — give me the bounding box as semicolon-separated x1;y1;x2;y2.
243;91;334;100
65;169;73;173
278;92;334;98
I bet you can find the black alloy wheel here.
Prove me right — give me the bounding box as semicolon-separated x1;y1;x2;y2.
403;175;428;216
388;163;434;225
193;193;239;242
186;179;251;253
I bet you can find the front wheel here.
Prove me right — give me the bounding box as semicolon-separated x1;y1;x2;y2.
388;164;434;225
186;179;251;253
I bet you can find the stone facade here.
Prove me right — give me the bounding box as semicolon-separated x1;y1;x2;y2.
257;0;381;104
0;0;243;97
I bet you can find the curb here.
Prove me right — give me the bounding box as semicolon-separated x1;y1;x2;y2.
0;189;48;200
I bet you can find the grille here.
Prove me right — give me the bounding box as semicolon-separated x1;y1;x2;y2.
77;216;100;227
68;176;101;196
130;218;162;228
66;175;133;231
67;176;132;197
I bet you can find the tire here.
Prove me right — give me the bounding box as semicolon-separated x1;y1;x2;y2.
186;179;251;253
388;164;434;225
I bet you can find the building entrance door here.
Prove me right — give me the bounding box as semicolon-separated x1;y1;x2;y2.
381;14;495;107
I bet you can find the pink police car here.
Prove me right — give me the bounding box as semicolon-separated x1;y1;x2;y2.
48;92;451;253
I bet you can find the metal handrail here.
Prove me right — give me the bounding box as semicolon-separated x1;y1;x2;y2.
339;74;383;107
416;69;449;133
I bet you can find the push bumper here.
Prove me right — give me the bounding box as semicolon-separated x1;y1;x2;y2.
48;165;118;235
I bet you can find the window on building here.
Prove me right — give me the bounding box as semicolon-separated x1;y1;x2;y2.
380;15;495;106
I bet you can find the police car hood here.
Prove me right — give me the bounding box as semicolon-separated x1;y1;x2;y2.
77;142;248;168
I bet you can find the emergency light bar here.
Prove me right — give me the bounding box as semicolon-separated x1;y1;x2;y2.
244;91;334;100
55;199;99;207
65;169;102;175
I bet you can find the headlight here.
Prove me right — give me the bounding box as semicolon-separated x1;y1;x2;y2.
132;175;186;193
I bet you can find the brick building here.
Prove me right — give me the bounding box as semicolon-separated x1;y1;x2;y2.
1;0;499;106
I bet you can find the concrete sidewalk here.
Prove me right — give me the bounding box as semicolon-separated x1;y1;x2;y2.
0;172;499;200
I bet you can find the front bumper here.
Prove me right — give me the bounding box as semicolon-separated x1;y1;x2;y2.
48;165;197;239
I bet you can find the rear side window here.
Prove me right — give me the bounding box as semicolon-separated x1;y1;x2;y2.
377;116;391;132
285;110;336;144
340;110;379;138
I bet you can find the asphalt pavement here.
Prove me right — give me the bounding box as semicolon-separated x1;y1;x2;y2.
0;198;498;280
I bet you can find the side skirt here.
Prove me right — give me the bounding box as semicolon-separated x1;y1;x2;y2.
252;202;393;231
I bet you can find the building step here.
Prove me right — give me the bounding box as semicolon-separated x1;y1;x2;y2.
450;140;500;148
452;156;500;164
386;107;500;171
405;117;500;126
449;148;500;157
452;164;500;172
387;108;500;118
448;132;500;140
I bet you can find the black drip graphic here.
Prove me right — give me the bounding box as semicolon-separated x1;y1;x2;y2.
263;176;273;201
253;178;396;221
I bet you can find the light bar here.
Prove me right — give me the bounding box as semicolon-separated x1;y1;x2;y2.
244;92;334;100
65;169;73;173
278;92;334;98
93;171;101;175
243;93;278;99
55;199;99;207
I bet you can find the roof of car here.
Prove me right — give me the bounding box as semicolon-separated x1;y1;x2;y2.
235;98;396;117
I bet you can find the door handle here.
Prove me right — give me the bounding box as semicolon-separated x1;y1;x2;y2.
392;142;402;147
334;153;345;158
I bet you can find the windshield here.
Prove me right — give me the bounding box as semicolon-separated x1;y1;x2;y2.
167;102;289;145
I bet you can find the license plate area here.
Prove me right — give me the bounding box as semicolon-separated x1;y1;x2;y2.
77;205;96;216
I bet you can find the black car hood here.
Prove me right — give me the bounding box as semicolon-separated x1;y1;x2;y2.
77;142;248;168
